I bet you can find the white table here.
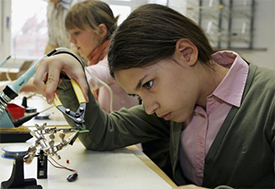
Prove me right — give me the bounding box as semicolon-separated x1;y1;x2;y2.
0;87;176;188
0;141;175;189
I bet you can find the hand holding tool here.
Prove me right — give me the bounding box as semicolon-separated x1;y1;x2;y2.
53;79;87;130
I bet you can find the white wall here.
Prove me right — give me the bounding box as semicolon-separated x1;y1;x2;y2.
168;0;187;15
235;0;275;70
1;0;274;70
168;0;275;70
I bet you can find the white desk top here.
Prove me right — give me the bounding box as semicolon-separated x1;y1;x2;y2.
0;141;173;189
0;86;176;188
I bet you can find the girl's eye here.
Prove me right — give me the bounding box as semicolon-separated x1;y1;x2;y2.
143;80;153;90
74;31;80;35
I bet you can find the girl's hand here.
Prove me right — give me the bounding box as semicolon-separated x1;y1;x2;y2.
33;53;89;104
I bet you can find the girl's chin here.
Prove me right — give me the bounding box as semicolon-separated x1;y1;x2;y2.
170;113;188;123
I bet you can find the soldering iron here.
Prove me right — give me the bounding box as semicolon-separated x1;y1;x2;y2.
0;50;56;117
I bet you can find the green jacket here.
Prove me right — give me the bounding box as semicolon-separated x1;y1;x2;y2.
57;63;275;188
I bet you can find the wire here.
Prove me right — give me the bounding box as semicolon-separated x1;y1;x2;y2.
48;157;77;174
85;67;114;112
39;105;54;113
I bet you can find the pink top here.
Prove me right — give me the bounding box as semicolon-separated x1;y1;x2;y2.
179;51;249;185
85;56;139;113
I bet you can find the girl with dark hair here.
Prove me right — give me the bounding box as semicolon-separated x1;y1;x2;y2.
33;4;274;189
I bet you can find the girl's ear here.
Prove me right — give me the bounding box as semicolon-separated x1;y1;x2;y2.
98;24;108;39
175;38;198;66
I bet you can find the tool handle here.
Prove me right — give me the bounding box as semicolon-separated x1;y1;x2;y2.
53;93;62;107
52;79;86;107
71;79;87;103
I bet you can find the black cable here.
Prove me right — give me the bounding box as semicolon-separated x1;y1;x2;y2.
48;157;78;182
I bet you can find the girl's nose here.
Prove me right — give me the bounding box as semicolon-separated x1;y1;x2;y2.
69;35;75;44
143;98;158;115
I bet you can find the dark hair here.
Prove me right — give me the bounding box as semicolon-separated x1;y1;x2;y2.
108;4;214;77
65;0;119;42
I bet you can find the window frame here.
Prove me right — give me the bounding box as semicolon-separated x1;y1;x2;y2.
0;0;11;60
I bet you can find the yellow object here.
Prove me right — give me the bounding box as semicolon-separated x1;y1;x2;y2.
52;78;87;130
71;79;86;103
53;79;87;107
0;126;30;133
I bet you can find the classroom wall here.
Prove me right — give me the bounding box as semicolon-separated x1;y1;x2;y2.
168;0;275;70
1;0;274;70
235;0;275;70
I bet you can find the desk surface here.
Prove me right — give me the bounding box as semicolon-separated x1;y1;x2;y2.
0;141;176;189
0;90;177;188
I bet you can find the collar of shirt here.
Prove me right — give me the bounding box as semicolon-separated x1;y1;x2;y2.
180;51;249;186
207;50;249;108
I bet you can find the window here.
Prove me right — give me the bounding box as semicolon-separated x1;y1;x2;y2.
1;0;167;60
11;0;48;59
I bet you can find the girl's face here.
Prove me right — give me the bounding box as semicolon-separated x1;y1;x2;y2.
69;28;100;58
115;59;202;123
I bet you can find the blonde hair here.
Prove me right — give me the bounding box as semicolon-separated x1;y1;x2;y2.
65;0;119;42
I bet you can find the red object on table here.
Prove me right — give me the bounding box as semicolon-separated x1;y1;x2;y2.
6;103;25;120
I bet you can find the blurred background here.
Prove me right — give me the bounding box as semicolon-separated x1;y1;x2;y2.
0;0;274;79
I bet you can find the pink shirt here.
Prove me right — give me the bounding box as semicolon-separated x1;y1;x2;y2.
85;56;139;113
179;51;249;185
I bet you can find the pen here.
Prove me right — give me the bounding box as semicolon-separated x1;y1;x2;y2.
0;55;11;67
